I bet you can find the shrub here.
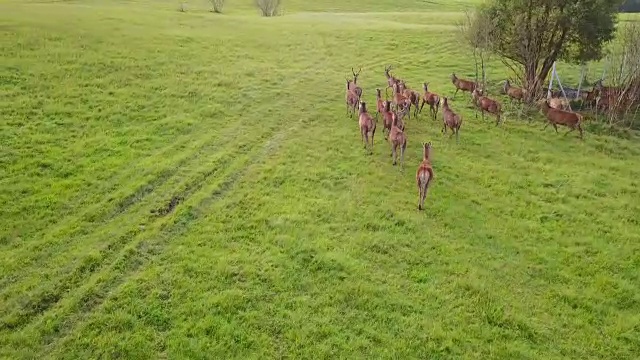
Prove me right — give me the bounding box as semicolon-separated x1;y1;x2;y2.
210;0;225;13
255;0;281;17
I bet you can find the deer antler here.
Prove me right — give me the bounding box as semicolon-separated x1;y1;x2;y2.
352;67;361;78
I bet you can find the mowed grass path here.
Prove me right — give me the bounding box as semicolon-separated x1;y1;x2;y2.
1;0;640;358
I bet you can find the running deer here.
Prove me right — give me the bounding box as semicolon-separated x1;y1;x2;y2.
349;67;363;99
537;99;584;139
375;88;386;120
472;89;502;126
450;73;478;99
416;141;434;211
388;112;407;168
419;82;441;120
398;81;421;119
503;79;525;104
384;65;401;97
381;101;394;139
345;79;359;118
441;97;462;143
358;101;377;152
391;82;408;113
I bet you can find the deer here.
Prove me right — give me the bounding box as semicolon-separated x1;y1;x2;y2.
503;79;525;105
391;82;408;114
537;99;584;139
349;67;363;100
380;101;395;139
384;65;401;98
471;88;502;126
398;81;421;119
441;97;462;143
358;101;376;152
419;82;441;121
416;141;434;211
345;79;359;118
375;88;386;120
450;73;478;99
388;112;407;169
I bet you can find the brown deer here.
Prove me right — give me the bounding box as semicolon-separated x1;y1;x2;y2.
358;101;376;152
451;73;478;99
416;141;434;211
391;82;408;113
419;82;441;120
384;65;401;97
441;97;462;143
537;99;584;139
503;79;525;105
398;81;421;119
388;112;407;168
345;79;359;118
381;101;395;139
471;89;502;126
375;88;386;120
349;67;363;99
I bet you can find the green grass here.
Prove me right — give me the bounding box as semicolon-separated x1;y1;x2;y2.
1;0;640;358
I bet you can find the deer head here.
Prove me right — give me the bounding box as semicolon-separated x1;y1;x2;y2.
359;101;367;113
352;67;361;84
384;65;393;78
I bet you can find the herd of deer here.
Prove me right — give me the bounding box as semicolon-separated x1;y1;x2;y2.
344;65;588;210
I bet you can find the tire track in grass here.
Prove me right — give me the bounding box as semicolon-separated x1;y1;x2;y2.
5;120;300;356
0;117;192;244
0;119;274;332
0;110;234;251
0;110;253;290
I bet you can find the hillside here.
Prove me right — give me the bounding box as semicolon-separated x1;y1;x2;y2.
1;0;639;358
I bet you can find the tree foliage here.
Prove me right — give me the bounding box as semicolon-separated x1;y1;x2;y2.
469;0;621;101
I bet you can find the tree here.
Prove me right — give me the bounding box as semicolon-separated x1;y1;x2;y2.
458;10;493;92
255;0;282;17
596;21;640;128
470;0;621;102
620;0;640;12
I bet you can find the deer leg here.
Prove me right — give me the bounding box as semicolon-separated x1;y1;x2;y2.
542;122;551;131
371;128;375;151
392;145;397;165
419;99;425;114
456;128;460;144
453;88;459;99
495;113;501;127
553;123;558;133
400;143;406;169
563;127;576;136
420;181;429;211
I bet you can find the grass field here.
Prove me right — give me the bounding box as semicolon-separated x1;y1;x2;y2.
1;0;640;358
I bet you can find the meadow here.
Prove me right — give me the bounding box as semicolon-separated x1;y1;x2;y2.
1;0;640;358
